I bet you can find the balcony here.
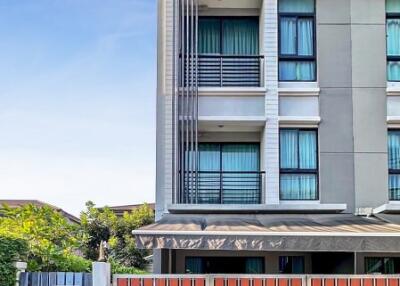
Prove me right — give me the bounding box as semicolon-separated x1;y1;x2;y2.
182;54;264;87
179;171;265;204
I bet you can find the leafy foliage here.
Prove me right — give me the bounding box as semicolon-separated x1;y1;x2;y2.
0;204;91;272
80;201;154;269
0;236;28;286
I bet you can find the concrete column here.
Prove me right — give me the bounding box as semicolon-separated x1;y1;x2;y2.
14;261;27;286
92;262;111;286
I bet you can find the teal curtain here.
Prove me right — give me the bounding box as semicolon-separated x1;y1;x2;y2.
199;144;220;171
198;18;221;54
387;0;400;13
388;131;400;169
280;130;298;168
384;258;396;274
388;61;400;81
298;18;313;56
389;174;400;200
299;130;317;169
222;144;260;204
280;174;317;200
185;258;204;274
292;257;305;274
279;0;314;13
279;61;315;81
280;17;297;55
245;258;264;274
222;19;259;55
198;144;221;204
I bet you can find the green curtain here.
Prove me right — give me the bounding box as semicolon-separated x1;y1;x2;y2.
245;258;264;274
365;257;383;273
387;0;400;13
198;18;221;54
222;19;259;55
185;257;204;274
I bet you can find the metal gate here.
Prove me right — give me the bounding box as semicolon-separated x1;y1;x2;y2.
19;272;92;286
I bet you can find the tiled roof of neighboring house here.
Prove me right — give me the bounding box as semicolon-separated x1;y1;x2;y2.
99;203;155;217
0;199;80;224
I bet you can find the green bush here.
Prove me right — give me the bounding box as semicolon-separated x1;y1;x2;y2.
0;236;28;286
109;258;147;274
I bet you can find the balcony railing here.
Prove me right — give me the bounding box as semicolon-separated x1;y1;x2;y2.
181;54;265;88
179;171;265;204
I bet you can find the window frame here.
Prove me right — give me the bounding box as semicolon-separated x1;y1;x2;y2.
278;0;317;82
197;16;260;56
365;257;400;274
279;128;319;201
386;13;400;82
388;129;400;200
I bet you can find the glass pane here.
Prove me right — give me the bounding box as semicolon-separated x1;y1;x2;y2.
365;258;383;274
279;256;305;274
388;131;400;169
279;61;315;81
298;18;314;56
292;257;305;274
387;19;400;56
199;144;220;171
280;17;297;55
384;258;396;274
185;257;204;274
388;61;400;81
279;0;315;13
299;130;317;169
198;18;221;54
389;174;400;200
222;18;259;55
280;130;298;169
280;174;317;200
222;144;260;204
387;0;400;13
245;258;264;274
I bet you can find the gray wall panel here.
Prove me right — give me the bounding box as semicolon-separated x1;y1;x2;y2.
317;0;350;24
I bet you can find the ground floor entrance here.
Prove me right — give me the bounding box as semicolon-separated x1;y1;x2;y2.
156;250;400;275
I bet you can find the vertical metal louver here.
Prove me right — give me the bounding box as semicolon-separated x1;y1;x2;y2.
172;0;199;204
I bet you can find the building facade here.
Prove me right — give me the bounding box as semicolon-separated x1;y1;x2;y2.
136;0;400;275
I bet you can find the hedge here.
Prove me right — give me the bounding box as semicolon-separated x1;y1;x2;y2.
0;236;28;286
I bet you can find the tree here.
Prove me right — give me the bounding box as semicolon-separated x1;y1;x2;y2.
0;204;90;272
80;202;154;269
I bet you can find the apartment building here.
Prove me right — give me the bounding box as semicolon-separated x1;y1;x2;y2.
134;0;400;275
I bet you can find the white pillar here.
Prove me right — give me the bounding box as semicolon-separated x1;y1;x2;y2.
92;262;111;286
14;261;27;286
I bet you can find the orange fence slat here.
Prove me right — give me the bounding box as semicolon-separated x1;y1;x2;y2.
266;278;275;286
240;278;250;286
312;279;322;286
337;278;347;286
228;278;237;286
325;278;335;286
363;279;373;286
131;278;141;286
157;278;166;286
254;278;263;286
350;279;360;286
389;278;399;286
215;278;225;286
144;278;153;286
118;278;129;286
291;278;302;286
376;278;386;286
182;278;192;286
195;278;205;286
278;278;288;286
170;278;179;286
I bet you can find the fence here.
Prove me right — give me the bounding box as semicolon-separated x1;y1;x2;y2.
113;275;400;286
19;272;92;286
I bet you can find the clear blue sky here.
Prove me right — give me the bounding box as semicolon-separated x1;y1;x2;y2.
0;0;157;216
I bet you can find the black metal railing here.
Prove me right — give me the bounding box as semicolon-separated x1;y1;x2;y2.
181;54;264;87
179;171;265;204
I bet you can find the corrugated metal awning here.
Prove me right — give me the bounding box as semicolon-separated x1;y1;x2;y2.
133;214;400;252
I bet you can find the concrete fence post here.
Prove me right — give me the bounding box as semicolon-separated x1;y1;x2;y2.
92;262;111;286
14;261;27;286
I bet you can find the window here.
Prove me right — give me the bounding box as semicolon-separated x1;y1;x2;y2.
387;0;400;81
198;17;259;55
365;257;400;274
279;256;305;274
388;130;400;200
280;129;318;200
185;143;261;204
185;257;264;274
278;0;316;81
